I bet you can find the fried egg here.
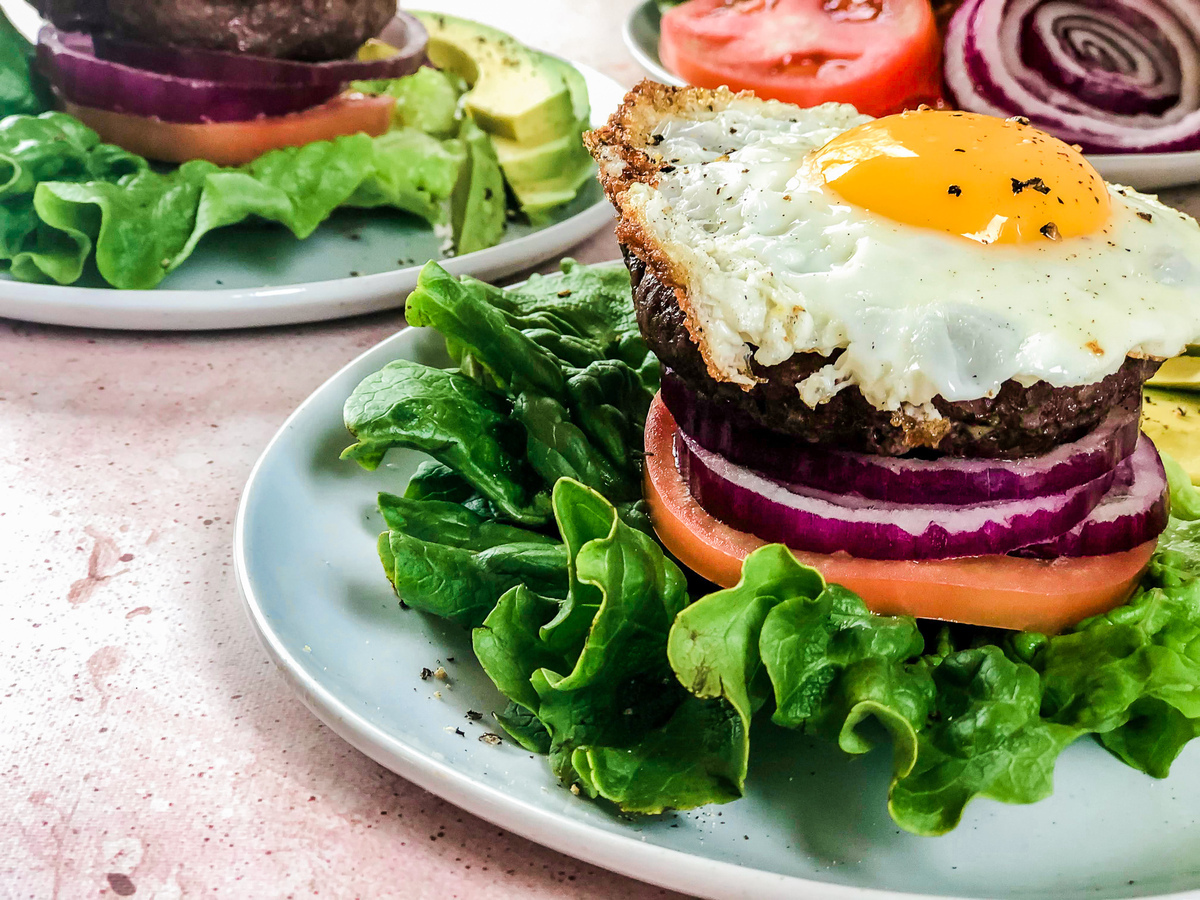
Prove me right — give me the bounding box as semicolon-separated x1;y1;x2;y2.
586;83;1200;413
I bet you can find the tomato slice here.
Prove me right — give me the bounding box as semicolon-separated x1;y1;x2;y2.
62;93;395;168
659;0;943;117
645;395;1154;634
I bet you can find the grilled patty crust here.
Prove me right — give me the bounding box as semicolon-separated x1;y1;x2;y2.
628;250;1159;458
37;0;397;60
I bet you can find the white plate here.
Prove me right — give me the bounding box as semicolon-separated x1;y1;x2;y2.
234;319;1200;900
0;0;621;331
622;0;1200;192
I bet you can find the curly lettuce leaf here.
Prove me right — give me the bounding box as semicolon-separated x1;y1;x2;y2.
1097;697;1200;778
666;545;1081;836
400;261;655;507
761;582;933;772
571;693;746;814
0;113;146;274
666;545;827;799
473;480;746;812
22;127;479;289
1163;453;1200;522
840;468;1200;833
342;359;550;524
664;500;1200;836
888;646;1083;835
0;10;49;117
1024;587;1200;780
376;492;567;627
352;66;466;139
879;482;1200;833
1035;586;1200;736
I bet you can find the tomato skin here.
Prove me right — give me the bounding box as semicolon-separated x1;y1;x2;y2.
62;93;395;167
660;0;943;117
644;395;1153;634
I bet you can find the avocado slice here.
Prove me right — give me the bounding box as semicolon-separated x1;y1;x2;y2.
540;52;590;129
514;167;598;225
414;11;574;146
1142;387;1200;483
452;118;506;255
1148;354;1200;391
489;52;591;188
498;52;595;218
492;130;587;186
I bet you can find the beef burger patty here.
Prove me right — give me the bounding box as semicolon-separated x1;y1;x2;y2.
628;250;1159;459
35;0;398;61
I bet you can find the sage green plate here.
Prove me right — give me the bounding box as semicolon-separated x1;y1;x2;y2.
234;320;1200;900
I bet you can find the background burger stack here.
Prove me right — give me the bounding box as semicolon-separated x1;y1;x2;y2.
0;0;599;289
29;0;423;165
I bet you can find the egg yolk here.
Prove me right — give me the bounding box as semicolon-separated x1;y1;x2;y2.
809;110;1111;244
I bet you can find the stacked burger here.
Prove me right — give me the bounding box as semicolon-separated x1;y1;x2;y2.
586;81;1200;634
31;0;427;165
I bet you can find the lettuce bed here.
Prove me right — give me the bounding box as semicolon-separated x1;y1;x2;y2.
342;260;1200;836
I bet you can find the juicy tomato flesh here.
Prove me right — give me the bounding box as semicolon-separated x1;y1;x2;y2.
660;0;943;117
62;94;395;168
644;395;1154;634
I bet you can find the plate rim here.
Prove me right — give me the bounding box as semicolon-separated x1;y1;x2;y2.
232;313;1200;900
618;0;1200;182
621;0;685;87
0;59;620;331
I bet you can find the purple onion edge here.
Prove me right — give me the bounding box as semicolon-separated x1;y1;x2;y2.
660;370;1141;505
677;430;1122;561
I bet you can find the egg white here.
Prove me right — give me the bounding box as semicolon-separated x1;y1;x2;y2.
622;98;1200;412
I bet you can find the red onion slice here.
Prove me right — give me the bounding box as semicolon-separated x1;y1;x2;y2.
661;370;1140;504
1015;434;1169;558
676;428;1116;560
38;27;344;123
944;0;1200;153
91;13;428;88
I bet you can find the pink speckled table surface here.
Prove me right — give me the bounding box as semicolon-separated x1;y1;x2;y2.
7;3;1200;896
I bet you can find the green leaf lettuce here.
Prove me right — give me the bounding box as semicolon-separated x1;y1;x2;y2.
0;10;50;118
475;480;746;813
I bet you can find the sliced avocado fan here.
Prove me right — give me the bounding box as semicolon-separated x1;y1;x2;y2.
414;11;595;221
1143;386;1200;483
